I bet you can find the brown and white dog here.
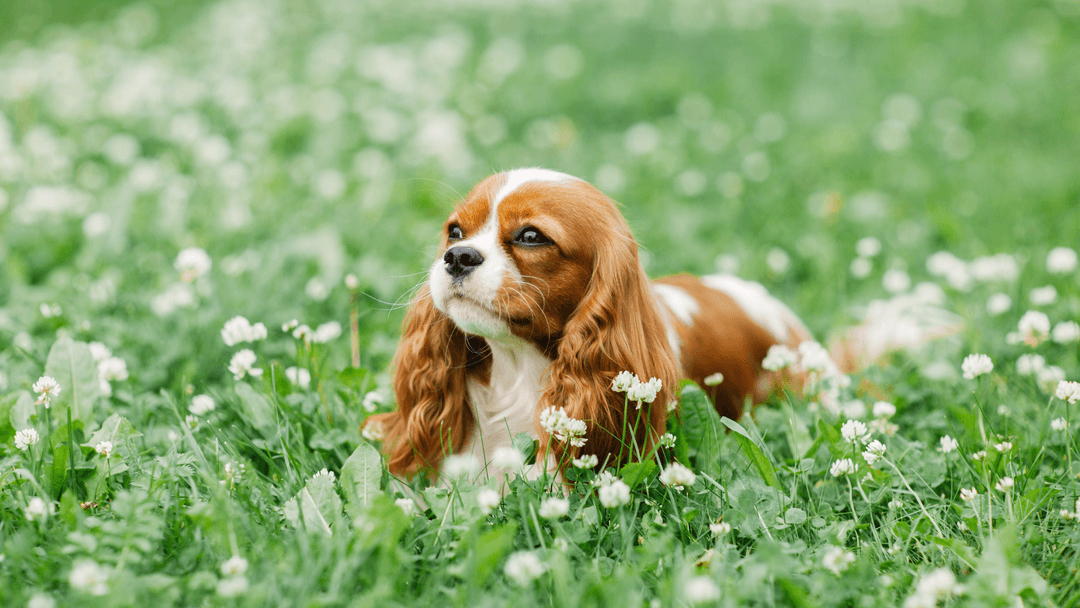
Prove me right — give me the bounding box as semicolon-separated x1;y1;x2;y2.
366;168;948;480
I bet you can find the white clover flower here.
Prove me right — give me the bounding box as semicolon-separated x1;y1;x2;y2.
1053;321;1080;344
939;436;959;454
1056;380;1080;405
883;268;911;293
797;341;833;373
221;555;249;577
841;420;870;444
292;324;314;341
658;432;677;449
994;441;1013;453
1018;310;1051;346
285;366;311;390
94;441;113;457
684;576;721;604
312;321;342;343
221;316;268;346
850;257;873;278
25;497;52;522
1029;285;1058;306
856;236;882;258
538;497;570;519
395;497;418;516
830;458;855;477
221;462;245;487
216;576;249;597
904;568;960;608
709;521;732;536
361;390;385;412
611;370;638;393
27;593;55;608
69;559;108;595
190;394;216;416
97;356;128;382
961;354;993;380
361;420;385;442
175;247;212;281
1051;418;1069;432
666;399;679;413
872;401;896;418
1038;366;1067;394
959;487;978;501
1016;354;1046;376
443;454;481;479
762;344;798;371
344;274;359;290
1046;247;1078;274
32;375;61;409
995;477;1014;492
659;462;697;491
228;349;262;380
986;293;1012;316
313;468;336;483
492;446;525;471
539;406;588;447
822;546;856;575
476;488;501;515
282;319;299;332
592;471;618;488
971;450;987;461
15;428;40;451
572;454;599;469
868;418;899;436
863;440;887;466
598;479;631;508
504;551;545;586
626;376;662;404
88;341;112;361
703;372;724;386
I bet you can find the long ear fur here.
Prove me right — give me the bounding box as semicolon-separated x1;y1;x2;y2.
539;219;680;471
366;285;477;478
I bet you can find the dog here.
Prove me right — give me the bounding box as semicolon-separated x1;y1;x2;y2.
366;168;953;480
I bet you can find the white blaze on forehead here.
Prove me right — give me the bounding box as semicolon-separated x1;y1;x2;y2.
652;284;700;326
490;168;580;210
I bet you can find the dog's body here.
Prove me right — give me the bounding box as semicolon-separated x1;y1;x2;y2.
368;168;922;480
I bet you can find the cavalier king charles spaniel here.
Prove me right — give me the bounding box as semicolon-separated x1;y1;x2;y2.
366;168;949;481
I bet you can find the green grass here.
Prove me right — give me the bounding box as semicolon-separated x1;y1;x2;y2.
2;0;1080;606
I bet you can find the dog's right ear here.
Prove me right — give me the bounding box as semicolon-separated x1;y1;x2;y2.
364;285;474;478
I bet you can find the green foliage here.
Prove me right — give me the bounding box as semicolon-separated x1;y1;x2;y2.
0;0;1078;606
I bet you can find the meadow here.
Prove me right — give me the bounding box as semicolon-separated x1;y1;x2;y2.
1;0;1079;606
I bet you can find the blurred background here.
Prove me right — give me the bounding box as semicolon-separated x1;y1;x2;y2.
1;0;1078;389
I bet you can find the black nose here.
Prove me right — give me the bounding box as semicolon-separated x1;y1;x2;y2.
443;246;484;278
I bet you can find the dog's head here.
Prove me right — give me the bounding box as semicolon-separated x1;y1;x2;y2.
369;169;679;477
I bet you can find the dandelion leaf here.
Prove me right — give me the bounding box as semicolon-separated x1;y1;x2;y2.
619;460;657;489
721;416;779;488
283;473;341;535
44;337;102;425
341;441;383;519
678;384;723;467
233;382;277;437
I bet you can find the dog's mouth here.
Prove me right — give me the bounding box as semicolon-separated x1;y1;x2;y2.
445;292;532;327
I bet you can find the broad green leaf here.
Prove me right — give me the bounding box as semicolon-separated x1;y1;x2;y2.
50;443;70;496
341;442;383;519
83;414;141;463
721;417;779;488
619;460;657;489
465;523;517;588
233;382;277;436
678;385;723;466
283;472;341;535
8;391;35;433
784;507;807;525
512;432;537;465
43;337;102;425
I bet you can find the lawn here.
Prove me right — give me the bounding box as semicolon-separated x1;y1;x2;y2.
1;0;1079;606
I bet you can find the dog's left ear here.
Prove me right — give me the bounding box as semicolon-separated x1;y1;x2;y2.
539;219;680;470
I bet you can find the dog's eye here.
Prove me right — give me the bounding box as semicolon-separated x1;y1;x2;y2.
513;227;552;246
448;225;464;240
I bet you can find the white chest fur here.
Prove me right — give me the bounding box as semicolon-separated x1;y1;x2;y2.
459;339;551;480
